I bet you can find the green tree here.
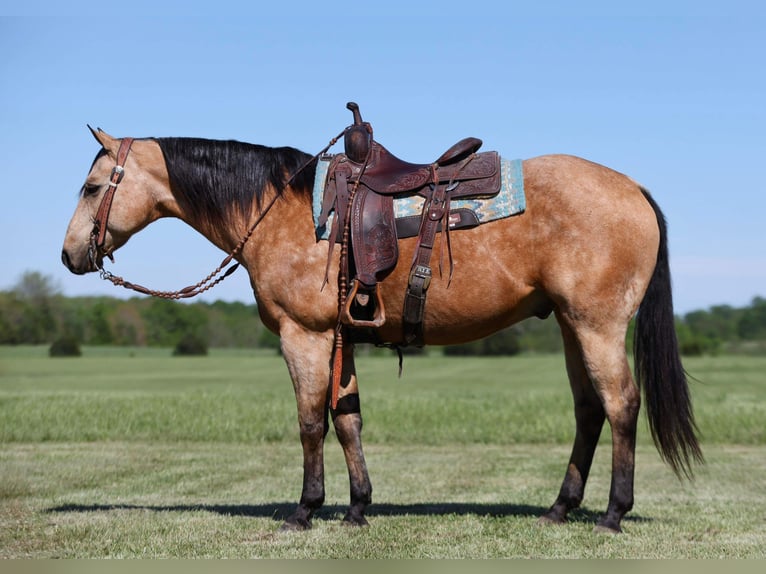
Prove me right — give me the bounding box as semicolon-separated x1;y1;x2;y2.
738;297;766;340
9;271;62;343
112;303;143;346
0;292;24;343
142;299;208;347
516;317;563;353
86;301;114;345
203;300;263;347
675;320;720;356
684;305;740;345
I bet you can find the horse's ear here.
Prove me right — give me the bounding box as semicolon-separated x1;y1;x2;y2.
87;125;118;150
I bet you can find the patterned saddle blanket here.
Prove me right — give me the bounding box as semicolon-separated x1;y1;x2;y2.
312;156;526;241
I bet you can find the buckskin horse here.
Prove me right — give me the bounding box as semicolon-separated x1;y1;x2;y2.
61;108;702;534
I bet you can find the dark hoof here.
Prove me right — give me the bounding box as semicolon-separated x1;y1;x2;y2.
593;520;622;535
342;512;370;527
279;516;312;532
537;514;566;526
537;510;566;526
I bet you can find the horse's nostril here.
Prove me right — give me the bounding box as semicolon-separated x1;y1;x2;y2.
61;249;72;270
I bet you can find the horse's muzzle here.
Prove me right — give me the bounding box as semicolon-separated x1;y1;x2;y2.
61;248;92;275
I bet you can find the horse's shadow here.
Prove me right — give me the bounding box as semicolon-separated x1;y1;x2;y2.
46;501;650;525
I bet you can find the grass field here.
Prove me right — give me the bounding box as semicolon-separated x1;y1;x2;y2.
1;346;765;558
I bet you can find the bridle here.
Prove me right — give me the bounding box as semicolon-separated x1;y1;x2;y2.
88;136;134;268
87;132;343;300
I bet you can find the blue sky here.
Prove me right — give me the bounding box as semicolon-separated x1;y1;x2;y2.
1;2;764;314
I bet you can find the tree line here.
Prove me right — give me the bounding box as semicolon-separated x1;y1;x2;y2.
2;271;765;355
0;271;275;351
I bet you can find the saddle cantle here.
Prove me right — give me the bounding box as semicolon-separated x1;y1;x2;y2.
321;102;502;345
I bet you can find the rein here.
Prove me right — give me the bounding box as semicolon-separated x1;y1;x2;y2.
90;131;344;300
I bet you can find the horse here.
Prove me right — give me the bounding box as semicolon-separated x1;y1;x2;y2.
61;124;702;534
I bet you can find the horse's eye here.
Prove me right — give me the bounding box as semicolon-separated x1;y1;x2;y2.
82;183;101;197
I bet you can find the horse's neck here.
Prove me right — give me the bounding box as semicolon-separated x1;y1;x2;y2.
251;190;315;251
186;189;315;263
179;214;238;255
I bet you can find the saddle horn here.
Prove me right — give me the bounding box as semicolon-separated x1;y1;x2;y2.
344;102;371;163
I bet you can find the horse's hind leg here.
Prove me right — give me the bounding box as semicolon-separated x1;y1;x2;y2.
540;318;606;526
330;343;372;526
569;322;640;533
593;343;640;534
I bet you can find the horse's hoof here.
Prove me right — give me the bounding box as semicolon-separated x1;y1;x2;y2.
593;522;622;535
279;517;312;532
537;513;565;526
342;512;369;527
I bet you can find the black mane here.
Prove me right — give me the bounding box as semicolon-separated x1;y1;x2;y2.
155;137;316;228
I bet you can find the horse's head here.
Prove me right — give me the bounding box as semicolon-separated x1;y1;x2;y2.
61;128;175;274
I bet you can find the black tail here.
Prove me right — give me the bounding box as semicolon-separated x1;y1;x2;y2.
634;188;704;478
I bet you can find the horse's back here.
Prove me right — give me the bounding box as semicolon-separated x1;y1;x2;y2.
374;154;660;344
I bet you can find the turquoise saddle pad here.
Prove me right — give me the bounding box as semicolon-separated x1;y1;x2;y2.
312;156;525;241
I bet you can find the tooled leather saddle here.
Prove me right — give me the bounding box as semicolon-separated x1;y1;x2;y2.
319;103;502;347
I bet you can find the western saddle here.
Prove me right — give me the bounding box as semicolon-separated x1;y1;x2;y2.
320;102;502;348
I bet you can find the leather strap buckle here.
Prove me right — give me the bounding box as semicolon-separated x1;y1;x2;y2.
110;165;125;185
408;264;432;291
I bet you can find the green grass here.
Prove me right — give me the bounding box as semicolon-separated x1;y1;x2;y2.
1;347;765;557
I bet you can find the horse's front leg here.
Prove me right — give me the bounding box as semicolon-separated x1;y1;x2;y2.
278;323;334;531
330;343;372;526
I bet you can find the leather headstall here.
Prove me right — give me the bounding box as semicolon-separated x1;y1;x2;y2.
88;137;134;268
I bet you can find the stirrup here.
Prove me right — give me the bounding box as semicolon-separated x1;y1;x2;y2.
340;280;386;328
